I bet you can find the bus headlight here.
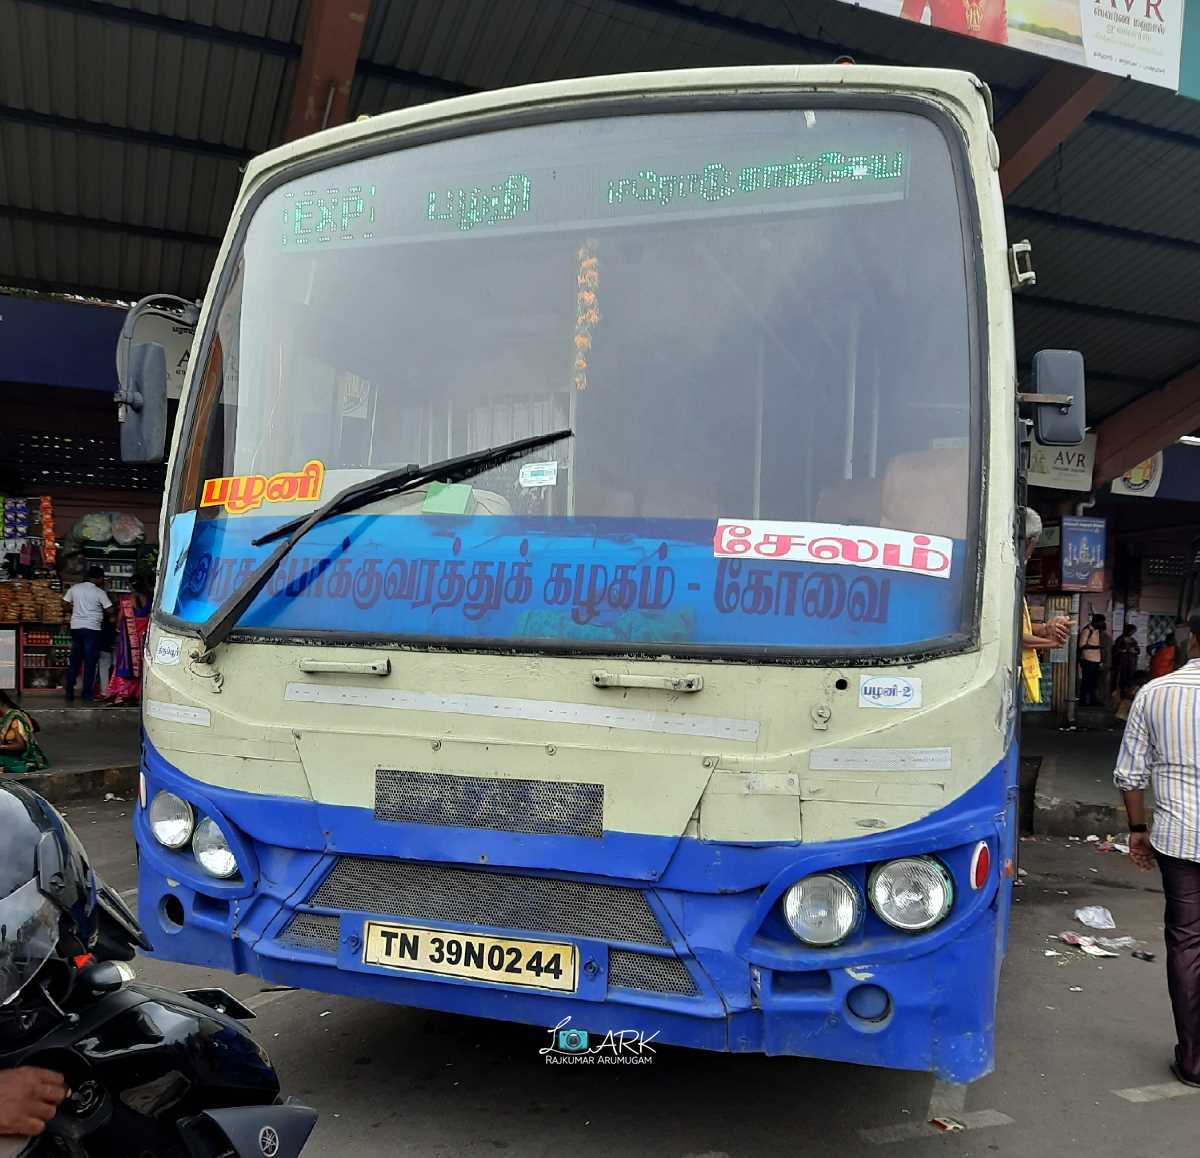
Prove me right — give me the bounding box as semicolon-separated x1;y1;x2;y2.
782;873;860;946
192;818;239;879
869;857;953;931
148;792;194;849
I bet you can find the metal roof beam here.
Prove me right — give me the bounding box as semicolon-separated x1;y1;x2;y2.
0;204;220;248
0;274;147;301
1007;205;1200;259
14;0;299;57
996;64;1117;197
356;61;474;97
1018;294;1199;333
0;104;252;162
1093;365;1200;484
285;0;372;143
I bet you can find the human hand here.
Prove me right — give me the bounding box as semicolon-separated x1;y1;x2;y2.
1128;831;1156;872
0;1067;67;1137
1049;616;1072;644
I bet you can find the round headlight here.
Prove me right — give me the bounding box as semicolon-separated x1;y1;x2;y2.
192;818;239;879
782;873;860;946
869;857;953;931
148;791;194;849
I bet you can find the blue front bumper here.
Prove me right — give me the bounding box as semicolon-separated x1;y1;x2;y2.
136;740;1015;1083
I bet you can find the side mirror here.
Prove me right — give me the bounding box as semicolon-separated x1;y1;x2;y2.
1030;349;1087;447
117;341;169;463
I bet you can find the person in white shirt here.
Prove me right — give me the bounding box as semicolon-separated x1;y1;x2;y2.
62;567;113;704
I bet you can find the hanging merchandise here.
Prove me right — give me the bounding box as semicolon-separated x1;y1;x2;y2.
111;512;146;546
73;512;114;544
572;239;600;392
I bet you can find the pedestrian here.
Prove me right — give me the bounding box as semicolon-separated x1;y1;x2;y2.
1078;613;1106;707
61;566;113;705
0;688;48;773
1114;610;1200;1088
1020;509;1070;705
1113;623;1140;697
97;611;116;697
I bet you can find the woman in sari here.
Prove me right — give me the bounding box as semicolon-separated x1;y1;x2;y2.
0;689;48;773
104;575;152;705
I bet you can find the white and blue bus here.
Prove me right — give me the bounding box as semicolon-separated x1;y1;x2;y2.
124;65;1085;1082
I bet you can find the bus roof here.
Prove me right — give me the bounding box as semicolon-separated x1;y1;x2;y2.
237;64;991;202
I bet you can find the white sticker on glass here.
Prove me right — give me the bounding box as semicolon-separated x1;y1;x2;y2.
518;461;559;488
859;675;922;710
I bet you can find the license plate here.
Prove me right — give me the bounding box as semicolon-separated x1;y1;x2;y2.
362;921;578;992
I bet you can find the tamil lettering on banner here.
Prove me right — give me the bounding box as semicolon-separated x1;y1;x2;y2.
200;461;325;515
171;515;966;651
833;0;1187;92
713;519;953;580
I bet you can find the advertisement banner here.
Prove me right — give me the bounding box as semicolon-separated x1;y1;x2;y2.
837;0;1188;91
1028;433;1097;492
1061;515;1107;591
1111;452;1164;497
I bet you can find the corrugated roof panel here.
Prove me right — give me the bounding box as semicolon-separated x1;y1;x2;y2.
1011;119;1200;245
1014;300;1198;382
1101;83;1200;140
1009;213;1200;325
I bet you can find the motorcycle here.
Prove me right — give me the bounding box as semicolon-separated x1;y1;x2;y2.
0;879;317;1157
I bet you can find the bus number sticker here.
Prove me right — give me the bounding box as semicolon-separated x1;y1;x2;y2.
201;461;325;515
859;675;922;710
713;519;953;580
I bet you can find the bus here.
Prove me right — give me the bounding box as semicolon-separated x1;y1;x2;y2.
122;65;1086;1083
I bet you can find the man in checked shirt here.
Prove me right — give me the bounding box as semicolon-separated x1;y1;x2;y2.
1115;610;1200;1088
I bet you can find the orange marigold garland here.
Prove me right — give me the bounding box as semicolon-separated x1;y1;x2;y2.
573;240;600;391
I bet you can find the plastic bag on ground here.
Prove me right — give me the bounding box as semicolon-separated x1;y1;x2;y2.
1075;906;1116;930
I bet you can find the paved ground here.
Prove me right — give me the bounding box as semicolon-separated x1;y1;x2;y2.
66;799;1197;1158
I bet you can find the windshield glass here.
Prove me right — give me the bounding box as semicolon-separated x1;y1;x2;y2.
164;104;978;658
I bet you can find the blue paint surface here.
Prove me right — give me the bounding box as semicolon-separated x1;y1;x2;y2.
136;738;1014;1081
170;512;965;652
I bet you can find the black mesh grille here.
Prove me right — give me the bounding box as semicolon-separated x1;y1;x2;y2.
309;858;667;946
375;769;604;837
279;912;340;953
608;949;698;995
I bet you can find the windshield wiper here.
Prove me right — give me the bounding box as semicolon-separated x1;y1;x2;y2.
193;429;573;653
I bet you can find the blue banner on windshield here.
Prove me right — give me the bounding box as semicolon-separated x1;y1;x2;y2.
169;515;964;651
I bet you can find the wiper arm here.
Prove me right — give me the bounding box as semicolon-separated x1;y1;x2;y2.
193;428;573;654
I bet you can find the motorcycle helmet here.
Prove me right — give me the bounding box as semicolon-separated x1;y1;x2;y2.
0;781;99;1011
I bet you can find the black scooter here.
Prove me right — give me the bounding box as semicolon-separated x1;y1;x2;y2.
0;884;316;1157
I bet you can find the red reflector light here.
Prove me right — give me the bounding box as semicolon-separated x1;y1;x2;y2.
970;841;991;890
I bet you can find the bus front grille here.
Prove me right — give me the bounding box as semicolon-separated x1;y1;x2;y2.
608;949;698;996
307;857;669;947
277;913;700;996
280;912;340;953
374;769;604;838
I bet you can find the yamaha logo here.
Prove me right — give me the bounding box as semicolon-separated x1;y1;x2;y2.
258;1126;280;1157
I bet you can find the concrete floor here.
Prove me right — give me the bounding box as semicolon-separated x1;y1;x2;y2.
65;801;1197;1158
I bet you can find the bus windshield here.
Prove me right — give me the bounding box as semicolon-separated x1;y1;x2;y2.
165;104;978;659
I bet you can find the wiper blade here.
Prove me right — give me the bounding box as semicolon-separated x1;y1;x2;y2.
193;428;572;653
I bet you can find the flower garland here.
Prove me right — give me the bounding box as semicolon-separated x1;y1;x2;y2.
573;239;600;392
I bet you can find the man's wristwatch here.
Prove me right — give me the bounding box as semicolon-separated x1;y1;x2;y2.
1130;824;1149;833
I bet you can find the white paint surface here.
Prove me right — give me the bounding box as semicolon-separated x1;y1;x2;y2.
145;699;211;727
808;747;951;772
284;682;760;742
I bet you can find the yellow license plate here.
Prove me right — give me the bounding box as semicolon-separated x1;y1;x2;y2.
362;921;579;992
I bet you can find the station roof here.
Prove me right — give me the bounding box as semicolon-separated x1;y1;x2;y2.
0;0;1197;437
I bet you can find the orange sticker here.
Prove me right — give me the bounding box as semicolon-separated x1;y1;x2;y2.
201;461;325;515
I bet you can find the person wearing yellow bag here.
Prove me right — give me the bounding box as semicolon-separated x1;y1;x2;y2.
1021;509;1070;704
